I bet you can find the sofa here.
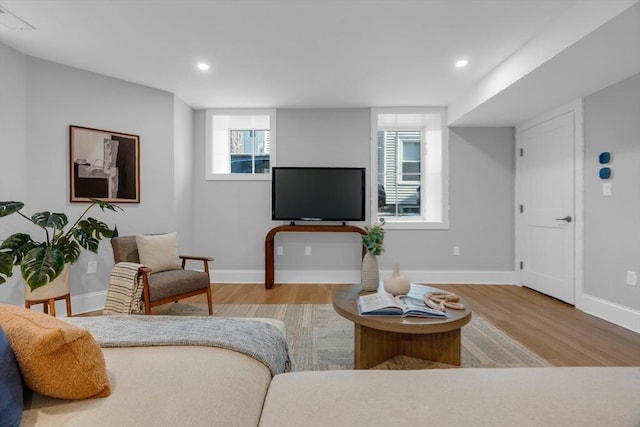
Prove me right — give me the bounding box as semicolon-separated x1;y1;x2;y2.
2;307;639;427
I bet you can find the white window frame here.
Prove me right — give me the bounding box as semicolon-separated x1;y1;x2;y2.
371;107;449;230
205;109;277;181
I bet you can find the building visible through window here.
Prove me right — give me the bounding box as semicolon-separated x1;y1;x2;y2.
378;130;422;217
372;108;448;228
206;110;276;180
230;130;270;174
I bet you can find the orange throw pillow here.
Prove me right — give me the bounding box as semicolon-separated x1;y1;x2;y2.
0;304;111;399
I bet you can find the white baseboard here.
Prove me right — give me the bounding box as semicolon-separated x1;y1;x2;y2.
68;271;638;333
211;269;517;285
69;290;107;315
580;293;640;333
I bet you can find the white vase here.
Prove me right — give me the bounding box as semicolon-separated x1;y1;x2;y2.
383;262;411;296
361;252;379;291
23;263;71;301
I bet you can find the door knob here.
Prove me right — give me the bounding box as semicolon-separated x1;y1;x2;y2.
555;216;572;223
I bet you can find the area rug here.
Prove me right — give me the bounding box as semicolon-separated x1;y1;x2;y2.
155;303;551;371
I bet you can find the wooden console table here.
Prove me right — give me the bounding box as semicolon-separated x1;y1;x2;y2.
264;224;366;289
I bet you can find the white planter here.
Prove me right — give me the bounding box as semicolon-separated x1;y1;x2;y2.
361;252;379;292
23;264;71;301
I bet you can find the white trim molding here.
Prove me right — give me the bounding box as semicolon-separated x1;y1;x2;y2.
210;269;517;286
581;293;640;333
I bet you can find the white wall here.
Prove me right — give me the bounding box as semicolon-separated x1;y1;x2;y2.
0;42;28;304
0;49;188;311
192;108;516;284
173;95;195;251
583;74;640;313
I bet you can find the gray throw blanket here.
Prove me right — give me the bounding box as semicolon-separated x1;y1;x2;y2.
65;316;291;376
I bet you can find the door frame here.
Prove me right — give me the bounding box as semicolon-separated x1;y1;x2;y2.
515;98;585;309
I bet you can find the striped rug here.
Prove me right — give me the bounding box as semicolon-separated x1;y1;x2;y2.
155;303;551;371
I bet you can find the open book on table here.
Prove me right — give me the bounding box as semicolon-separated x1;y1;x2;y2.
357;292;447;318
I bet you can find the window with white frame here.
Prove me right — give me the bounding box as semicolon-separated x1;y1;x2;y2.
372;108;448;229
206;109;276;180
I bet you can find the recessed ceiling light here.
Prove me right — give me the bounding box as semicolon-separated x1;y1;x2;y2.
197;63;210;71
455;59;468;68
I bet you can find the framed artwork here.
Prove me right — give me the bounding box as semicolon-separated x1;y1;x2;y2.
69;125;140;203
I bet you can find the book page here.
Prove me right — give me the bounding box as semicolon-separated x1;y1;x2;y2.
358;292;402;314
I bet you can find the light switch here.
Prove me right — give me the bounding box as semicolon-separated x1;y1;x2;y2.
602;183;612;196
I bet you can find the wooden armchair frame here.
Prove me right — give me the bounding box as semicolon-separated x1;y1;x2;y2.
111;236;214;315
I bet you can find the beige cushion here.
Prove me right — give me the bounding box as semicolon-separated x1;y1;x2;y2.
260;367;640;427
22;346;272;427
0;304;110;400
135;232;182;273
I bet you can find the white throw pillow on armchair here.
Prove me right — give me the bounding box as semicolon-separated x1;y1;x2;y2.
135;232;182;273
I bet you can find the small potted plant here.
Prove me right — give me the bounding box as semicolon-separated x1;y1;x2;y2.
360;218;385;291
0;199;122;297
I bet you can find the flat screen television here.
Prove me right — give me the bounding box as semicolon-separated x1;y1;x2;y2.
272;167;365;222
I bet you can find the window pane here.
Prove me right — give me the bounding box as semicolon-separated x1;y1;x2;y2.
377;129;421;217
254;156;270;174
255;130;270;154
402;141;420;161
230;154;253;173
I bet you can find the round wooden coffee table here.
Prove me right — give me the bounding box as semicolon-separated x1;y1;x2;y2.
332;284;472;369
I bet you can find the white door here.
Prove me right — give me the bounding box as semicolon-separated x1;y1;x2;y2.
518;111;575;304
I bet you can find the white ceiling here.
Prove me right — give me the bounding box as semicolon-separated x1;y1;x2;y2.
0;0;638;126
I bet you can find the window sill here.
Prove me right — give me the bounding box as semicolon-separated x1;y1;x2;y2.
381;220;449;230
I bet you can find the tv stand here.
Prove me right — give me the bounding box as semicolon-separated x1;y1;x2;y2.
265;224;366;289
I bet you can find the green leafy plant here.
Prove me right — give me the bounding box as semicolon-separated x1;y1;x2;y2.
361;218;385;256
0;199;122;291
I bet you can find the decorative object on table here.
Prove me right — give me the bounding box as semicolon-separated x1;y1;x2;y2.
0;199;122;305
360;218;385;291
424;291;466;311
383;262;410;296
69;125;140;203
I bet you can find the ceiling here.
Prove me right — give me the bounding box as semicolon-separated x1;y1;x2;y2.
0;0;638;126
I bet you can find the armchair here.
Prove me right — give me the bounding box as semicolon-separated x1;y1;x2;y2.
110;235;213;315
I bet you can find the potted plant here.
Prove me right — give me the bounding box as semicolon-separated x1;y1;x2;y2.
360;218;385;291
0;199;122;295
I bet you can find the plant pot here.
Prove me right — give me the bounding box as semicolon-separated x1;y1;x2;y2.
361;252;379;292
23;263;71;301
383;262;410;296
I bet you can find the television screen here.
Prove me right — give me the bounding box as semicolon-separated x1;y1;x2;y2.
272;167;365;221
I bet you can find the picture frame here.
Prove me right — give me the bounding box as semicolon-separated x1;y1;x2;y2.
69;125;140;203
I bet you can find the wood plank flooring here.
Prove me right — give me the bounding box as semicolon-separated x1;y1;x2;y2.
192;283;639;367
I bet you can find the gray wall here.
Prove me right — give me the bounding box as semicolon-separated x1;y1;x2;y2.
0;42;28;304
584;74;640;310
384;127;515;271
192;109;516;282
0;45;193;307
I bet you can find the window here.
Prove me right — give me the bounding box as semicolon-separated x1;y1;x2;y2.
371;108;448;229
206;109;276;180
230;130;270;174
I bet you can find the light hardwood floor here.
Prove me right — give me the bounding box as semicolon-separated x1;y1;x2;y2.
109;283;640;367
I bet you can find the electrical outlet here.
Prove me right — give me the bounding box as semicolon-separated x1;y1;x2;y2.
626;271;637;287
453;246;460;256
277;246;283;256
305;246;311;256
87;261;97;274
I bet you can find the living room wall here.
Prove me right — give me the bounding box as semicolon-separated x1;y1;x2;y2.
0;43;195;310
0;42;28;305
584;73;640;313
192;108;515;284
